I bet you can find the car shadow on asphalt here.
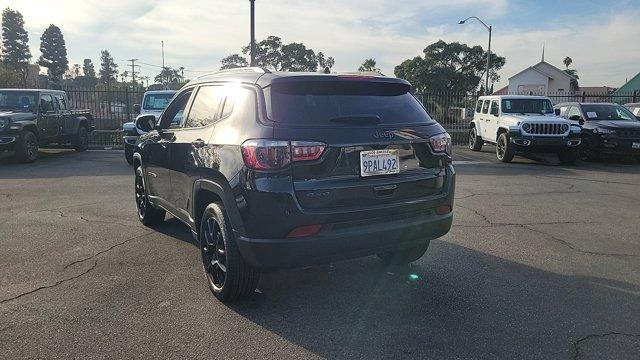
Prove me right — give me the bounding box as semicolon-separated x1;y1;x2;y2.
151;215;640;358
228;241;640;358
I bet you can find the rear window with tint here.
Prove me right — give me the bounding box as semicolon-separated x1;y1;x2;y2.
265;81;434;126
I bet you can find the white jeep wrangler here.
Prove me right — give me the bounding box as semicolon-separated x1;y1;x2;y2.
468;95;581;163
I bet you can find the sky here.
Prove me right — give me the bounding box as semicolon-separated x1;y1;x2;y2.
3;0;640;88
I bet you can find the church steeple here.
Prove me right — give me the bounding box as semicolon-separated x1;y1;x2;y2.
541;45;545;62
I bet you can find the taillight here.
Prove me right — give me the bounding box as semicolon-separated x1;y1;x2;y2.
241;140;326;170
241;140;290;170
429;133;452;155
291;141;325;161
286;224;322;238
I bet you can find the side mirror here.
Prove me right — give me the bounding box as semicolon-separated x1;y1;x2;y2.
135;114;156;134
554;108;561;116
133;104;141;114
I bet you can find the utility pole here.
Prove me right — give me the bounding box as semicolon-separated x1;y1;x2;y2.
128;59;139;84
250;0;256;66
161;40;166;86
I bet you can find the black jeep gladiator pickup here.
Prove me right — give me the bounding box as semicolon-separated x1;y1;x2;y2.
0;89;93;162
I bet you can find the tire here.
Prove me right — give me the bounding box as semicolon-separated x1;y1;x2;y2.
73;125;89;152
199;203;260;302
558;149;579;165
496;132;515;163
377;241;430;265
15;130;39;163
124;144;134;165
468;127;483;151
135;166;165;226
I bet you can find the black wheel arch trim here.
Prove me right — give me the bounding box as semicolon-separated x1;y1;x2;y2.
192;178;246;236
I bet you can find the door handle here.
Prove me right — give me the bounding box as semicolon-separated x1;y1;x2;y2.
191;139;206;148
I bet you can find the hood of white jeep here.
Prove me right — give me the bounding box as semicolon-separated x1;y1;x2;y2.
502;114;568;124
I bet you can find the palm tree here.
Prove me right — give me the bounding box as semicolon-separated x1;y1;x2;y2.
563;56;572;70
359;58;379;72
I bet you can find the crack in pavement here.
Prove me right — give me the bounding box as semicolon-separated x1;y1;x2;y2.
27;202;101;214
455;204;638;258
0;231;153;304
0;261;97;304
573;332;640;360
62;231;154;271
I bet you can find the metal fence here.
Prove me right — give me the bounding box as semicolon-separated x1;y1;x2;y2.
62;86;145;148
59;86;639;148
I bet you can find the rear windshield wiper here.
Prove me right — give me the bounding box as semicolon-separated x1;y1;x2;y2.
329;115;382;125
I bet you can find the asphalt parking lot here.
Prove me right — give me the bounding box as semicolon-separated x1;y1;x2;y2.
1;147;639;359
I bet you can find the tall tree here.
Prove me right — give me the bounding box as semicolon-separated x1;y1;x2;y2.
37;24;69;83
82;58;96;77
220;54;248;70
358;58;379;72
1;8;31;83
98;50;118;86
563;56;572;69
394;40;506;93
225;35;333;72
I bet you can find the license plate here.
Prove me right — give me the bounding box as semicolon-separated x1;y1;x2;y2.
633;142;640;149
360;149;399;177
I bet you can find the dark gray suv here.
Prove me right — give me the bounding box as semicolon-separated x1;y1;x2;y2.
133;68;455;302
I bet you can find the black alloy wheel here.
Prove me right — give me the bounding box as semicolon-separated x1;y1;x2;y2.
201;217;227;290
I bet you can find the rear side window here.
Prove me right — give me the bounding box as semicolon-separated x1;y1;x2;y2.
265;81;434;126
481;100;490;114
475;100;483;113
184;86;223;128
54;94;66;110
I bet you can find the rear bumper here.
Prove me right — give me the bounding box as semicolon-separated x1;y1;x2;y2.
235;211;453;269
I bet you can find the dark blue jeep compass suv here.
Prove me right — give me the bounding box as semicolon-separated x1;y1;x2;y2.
133;68;455;302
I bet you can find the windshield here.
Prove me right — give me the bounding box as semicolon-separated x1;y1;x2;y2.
582;104;637;121
501;98;554;114
0;91;38;112
142;93;174;111
266;81;434;126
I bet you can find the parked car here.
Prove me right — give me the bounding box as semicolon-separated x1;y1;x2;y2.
132;68;455;302
624;103;640;117
122;90;176;164
555;102;640;161
0;89;93;162
468;95;581;163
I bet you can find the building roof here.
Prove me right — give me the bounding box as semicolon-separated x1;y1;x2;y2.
508;61;576;81
614;71;640;95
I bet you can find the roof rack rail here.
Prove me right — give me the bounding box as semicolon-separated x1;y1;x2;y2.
193;67;271;80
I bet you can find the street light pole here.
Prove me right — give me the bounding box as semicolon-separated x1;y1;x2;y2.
250;0;256;67
459;16;492;95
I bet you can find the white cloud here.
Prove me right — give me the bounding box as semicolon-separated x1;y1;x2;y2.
3;0;639;88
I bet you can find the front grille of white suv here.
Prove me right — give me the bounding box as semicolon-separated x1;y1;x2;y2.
523;123;567;135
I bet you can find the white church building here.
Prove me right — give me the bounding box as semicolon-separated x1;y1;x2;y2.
507;52;577;95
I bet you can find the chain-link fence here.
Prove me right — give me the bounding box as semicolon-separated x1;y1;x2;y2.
60;86;639;148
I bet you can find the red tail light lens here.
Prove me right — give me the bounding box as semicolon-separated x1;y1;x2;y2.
435;205;452;215
241;140;291;170
429;133;452;155
241;140;326;170
291;141;326;161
